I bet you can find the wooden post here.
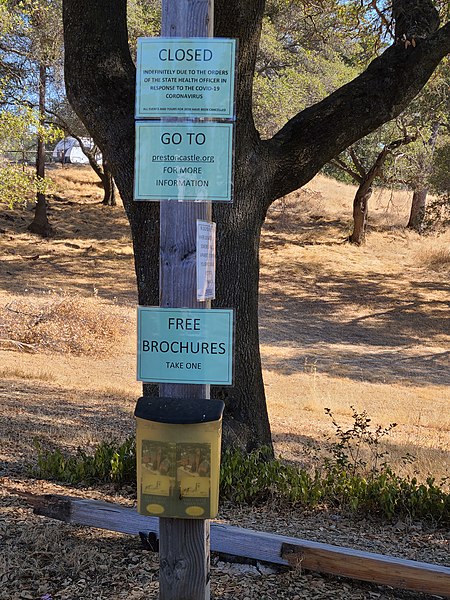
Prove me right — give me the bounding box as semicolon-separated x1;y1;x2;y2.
159;1;213;599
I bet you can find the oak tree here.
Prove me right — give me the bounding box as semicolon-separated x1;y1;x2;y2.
62;0;450;451
330;125;416;244
0;0;63;234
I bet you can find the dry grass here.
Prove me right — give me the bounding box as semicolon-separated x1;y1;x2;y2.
260;175;449;482
264;368;450;481
0;168;448;485
48;164;105;198
0;365;56;381
0;167;449;600
0;294;130;356
417;243;450;271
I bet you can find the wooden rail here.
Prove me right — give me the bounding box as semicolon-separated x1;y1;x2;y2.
26;494;450;597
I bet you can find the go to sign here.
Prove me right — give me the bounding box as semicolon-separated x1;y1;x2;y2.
134;122;234;202
137;307;234;385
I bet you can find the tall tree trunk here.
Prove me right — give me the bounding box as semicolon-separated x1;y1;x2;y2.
214;177;272;450
101;159;116;206
407;188;428;231
212;2;273;449
28;63;53;237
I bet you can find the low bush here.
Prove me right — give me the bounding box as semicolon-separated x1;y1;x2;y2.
32;408;449;525
219;448;449;525
33;437;135;487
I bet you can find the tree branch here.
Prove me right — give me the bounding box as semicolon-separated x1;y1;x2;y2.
348;148;367;179
266;17;450;202
385;134;416;152
0;42;31;59
330;157;363;184
369;0;394;38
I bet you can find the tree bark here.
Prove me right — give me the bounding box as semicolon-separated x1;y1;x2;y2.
212;0;271;449
407;188;428;231
62;0;450;451
28;62;53;237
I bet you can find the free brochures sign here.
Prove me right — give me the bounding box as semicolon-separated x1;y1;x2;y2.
134;121;233;202
137;307;234;385
135;38;236;119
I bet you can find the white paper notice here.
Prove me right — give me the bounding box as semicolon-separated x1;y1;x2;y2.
197;220;216;301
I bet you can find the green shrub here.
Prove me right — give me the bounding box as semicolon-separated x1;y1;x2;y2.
31;407;449;525
220;448;449;525
0;164;55;208
33;437;135;487
219;407;449;525
220;446;324;506
323;405;397;477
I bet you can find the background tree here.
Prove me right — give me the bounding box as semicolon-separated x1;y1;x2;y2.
426;140;450;228
47;98;118;206
329;122;416;244
62;0;450;451
372;57;450;232
430;141;450;194
28;0;63;235
0;105;60;209
216;0;450;237
403;58;450;230
0;0;63;235
252;0;370;138
127;0;161;51
402;126;440;231
48;0;160;206
0;0;28;94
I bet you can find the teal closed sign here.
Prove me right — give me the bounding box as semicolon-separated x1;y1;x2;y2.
135;38;236;119
137;307;234;385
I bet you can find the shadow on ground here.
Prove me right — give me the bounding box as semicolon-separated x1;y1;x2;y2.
259;266;450;386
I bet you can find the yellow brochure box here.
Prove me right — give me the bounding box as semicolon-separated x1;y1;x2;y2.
135;397;224;519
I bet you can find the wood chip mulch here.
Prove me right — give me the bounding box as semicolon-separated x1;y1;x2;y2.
1;477;448;600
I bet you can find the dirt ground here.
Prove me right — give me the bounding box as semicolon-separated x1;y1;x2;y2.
0;166;449;599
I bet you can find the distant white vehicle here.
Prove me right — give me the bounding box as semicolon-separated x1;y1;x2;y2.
52;136;102;164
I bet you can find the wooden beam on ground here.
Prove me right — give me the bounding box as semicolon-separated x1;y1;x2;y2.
28;494;450;597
